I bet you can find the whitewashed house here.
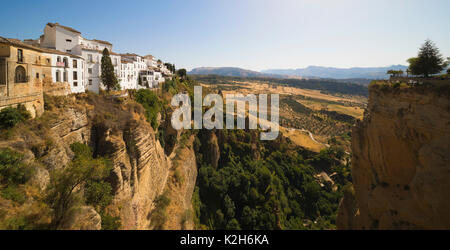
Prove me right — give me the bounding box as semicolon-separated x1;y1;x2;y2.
119;53;147;90
43;51;85;93
82;48;121;93
143;55;158;68
39;22;122;93
36;22;170;93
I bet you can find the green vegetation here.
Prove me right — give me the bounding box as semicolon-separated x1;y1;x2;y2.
193;129;351;230
150;191;171;229
408;40;448;77
134;89;161;129
0;148;34;205
176;69;187;79
387;69;404;77
45;143;114;229
0;105;31;129
164;63;176;74
100;211;121;230
101;48;120;91
0;148;34;186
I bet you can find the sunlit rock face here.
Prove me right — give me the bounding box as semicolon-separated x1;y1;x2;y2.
338;84;450;229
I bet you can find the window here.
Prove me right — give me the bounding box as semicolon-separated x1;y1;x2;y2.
89;79;92;85
17;49;23;62
88;68;92;74
55;71;60;82
66;50;71;53
73;59;77;68
42;74;46;79
14;65;27;83
88;54;93;62
73;81;78;87
66;39;72;42
63;71;67;82
63;57;68;67
46;58;50;64
57;56;61;62
36;73;39;79
73;71;78;81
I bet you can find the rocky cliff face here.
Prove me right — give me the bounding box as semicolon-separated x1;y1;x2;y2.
338;84;450;229
95;120;170;229
2;94;196;229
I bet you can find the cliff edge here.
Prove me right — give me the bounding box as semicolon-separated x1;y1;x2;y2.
338;82;450;229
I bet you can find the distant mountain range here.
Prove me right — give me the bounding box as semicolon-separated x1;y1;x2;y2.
262;65;408;79
189;65;408;80
189;67;270;78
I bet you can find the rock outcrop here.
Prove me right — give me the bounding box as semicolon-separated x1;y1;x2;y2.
164;136;197;229
3;94;195;229
338;83;450;229
99;121;170;229
61;206;102;230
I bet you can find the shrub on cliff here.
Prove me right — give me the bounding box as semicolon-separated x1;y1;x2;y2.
0;105;31;129
45;143;112;229
135;89;161;129
0;148;34;186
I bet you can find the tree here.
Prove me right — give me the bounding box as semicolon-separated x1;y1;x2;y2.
101;48;119;91
447;58;450;75
387;70;403;77
45;143;111;229
408;40;448;77
134;89;161;129
176;69;187;79
164;63;175;74
0;104;30;129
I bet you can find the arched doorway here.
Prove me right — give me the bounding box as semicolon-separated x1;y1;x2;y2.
15;65;27;83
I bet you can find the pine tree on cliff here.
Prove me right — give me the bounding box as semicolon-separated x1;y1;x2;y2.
407;40;448;78
101;48;119;91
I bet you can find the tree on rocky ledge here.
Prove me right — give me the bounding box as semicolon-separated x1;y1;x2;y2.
407;40;448;77
101;48;119;91
176;68;187;79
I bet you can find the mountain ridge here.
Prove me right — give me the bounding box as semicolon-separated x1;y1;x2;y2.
262;65;408;79
189;65;408;80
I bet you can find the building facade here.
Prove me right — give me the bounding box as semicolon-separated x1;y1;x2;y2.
0;37;48;117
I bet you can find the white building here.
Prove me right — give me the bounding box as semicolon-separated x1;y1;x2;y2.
143;55;158;68
37;22;168;93
119;53;148;90
43;51;85;93
139;69;162;89
83;48;121;93
39;22;121;93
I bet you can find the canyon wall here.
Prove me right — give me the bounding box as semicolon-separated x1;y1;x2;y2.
338;83;450;229
3;95;196;229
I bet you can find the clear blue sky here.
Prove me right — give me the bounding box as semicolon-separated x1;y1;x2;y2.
1;0;449;71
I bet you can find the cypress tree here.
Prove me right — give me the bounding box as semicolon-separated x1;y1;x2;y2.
101;48;119;91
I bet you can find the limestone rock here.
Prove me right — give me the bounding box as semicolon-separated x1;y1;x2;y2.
337;85;450;229
62;206;102;230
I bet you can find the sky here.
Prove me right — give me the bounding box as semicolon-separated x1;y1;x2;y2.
1;0;449;71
